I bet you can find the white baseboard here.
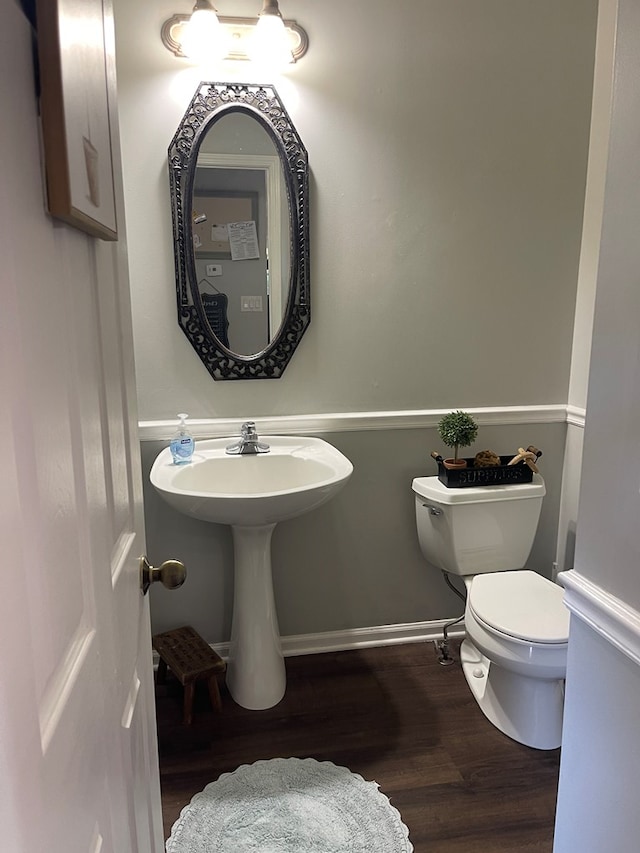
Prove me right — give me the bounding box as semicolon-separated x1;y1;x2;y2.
268;618;466;658
153;618;466;666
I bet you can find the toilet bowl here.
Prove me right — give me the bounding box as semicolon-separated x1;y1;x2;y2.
461;570;569;749
411;474;569;750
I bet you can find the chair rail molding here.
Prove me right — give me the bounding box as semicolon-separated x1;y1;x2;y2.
139;403;568;441
559;570;640;667
566;404;587;428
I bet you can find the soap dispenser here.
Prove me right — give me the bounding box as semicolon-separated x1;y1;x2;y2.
170;413;195;464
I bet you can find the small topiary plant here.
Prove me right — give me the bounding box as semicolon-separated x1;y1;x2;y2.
437;410;478;462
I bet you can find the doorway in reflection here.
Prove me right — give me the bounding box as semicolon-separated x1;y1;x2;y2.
194;167;268;354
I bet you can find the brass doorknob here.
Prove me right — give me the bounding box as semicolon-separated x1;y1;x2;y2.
140;556;186;595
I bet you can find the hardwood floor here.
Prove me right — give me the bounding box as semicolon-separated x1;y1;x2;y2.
155;640;560;851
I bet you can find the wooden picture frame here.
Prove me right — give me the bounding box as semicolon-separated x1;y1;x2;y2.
35;0;118;241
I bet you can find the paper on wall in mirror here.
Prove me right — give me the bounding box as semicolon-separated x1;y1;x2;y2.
211;224;228;241
228;221;260;261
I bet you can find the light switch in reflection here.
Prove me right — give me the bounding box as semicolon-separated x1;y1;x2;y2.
241;296;263;312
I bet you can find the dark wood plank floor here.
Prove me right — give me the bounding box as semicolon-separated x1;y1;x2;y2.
155;640;560;852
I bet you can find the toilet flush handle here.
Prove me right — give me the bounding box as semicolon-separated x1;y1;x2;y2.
422;503;443;517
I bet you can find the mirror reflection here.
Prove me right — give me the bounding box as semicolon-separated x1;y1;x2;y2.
193;113;290;356
168;83;310;381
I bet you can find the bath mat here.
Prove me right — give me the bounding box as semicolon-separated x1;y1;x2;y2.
166;756;413;852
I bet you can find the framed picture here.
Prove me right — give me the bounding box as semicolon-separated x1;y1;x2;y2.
35;0;118;241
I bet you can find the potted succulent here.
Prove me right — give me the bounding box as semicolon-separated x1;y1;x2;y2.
437;410;478;470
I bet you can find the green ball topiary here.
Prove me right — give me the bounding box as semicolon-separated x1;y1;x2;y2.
437;410;478;462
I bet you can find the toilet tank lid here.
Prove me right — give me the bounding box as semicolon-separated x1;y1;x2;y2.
412;474;545;505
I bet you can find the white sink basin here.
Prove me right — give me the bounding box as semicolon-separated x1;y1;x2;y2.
150;436;353;526
149;434;353;711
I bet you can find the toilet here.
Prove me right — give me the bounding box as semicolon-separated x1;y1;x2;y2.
412;473;569;750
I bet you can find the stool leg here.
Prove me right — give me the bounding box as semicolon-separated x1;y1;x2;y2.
157;658;168;685
183;682;195;726
207;675;222;713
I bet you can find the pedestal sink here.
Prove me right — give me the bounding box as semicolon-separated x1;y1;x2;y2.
150;436;353;710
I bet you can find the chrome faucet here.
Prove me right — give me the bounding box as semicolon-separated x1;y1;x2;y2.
225;421;270;455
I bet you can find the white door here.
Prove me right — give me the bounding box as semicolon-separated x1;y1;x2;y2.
0;3;165;851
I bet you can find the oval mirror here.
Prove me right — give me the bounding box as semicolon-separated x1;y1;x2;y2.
168;83;310;380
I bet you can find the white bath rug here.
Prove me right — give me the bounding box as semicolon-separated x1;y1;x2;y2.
166;756;413;852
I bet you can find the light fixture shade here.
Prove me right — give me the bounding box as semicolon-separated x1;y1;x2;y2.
160;2;308;63
181;1;226;61
250;1;293;66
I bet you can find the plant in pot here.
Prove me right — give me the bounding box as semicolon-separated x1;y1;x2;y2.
437;410;478;470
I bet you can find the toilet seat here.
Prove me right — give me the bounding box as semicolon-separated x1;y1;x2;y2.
468;570;569;644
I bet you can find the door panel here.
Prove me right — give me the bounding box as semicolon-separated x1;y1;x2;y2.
0;3;164;851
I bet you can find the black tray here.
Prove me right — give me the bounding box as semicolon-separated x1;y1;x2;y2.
437;455;534;488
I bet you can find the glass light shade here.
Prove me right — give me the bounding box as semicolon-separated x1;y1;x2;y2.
250;13;293;67
181;7;226;61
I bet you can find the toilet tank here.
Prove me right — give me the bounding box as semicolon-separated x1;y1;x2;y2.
412;474;545;576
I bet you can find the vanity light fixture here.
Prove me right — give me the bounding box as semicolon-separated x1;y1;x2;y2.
179;0;227;62
250;0;293;65
160;0;308;63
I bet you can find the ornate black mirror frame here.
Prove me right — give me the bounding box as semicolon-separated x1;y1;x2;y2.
168;82;310;380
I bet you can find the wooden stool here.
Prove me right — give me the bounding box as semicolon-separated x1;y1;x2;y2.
152;625;226;725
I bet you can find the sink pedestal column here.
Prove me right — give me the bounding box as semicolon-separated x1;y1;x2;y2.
225;523;286;710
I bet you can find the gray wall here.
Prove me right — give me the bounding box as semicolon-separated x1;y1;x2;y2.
553;0;640;847
113;0;597;643
143;421;566;644
115;0;597;420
